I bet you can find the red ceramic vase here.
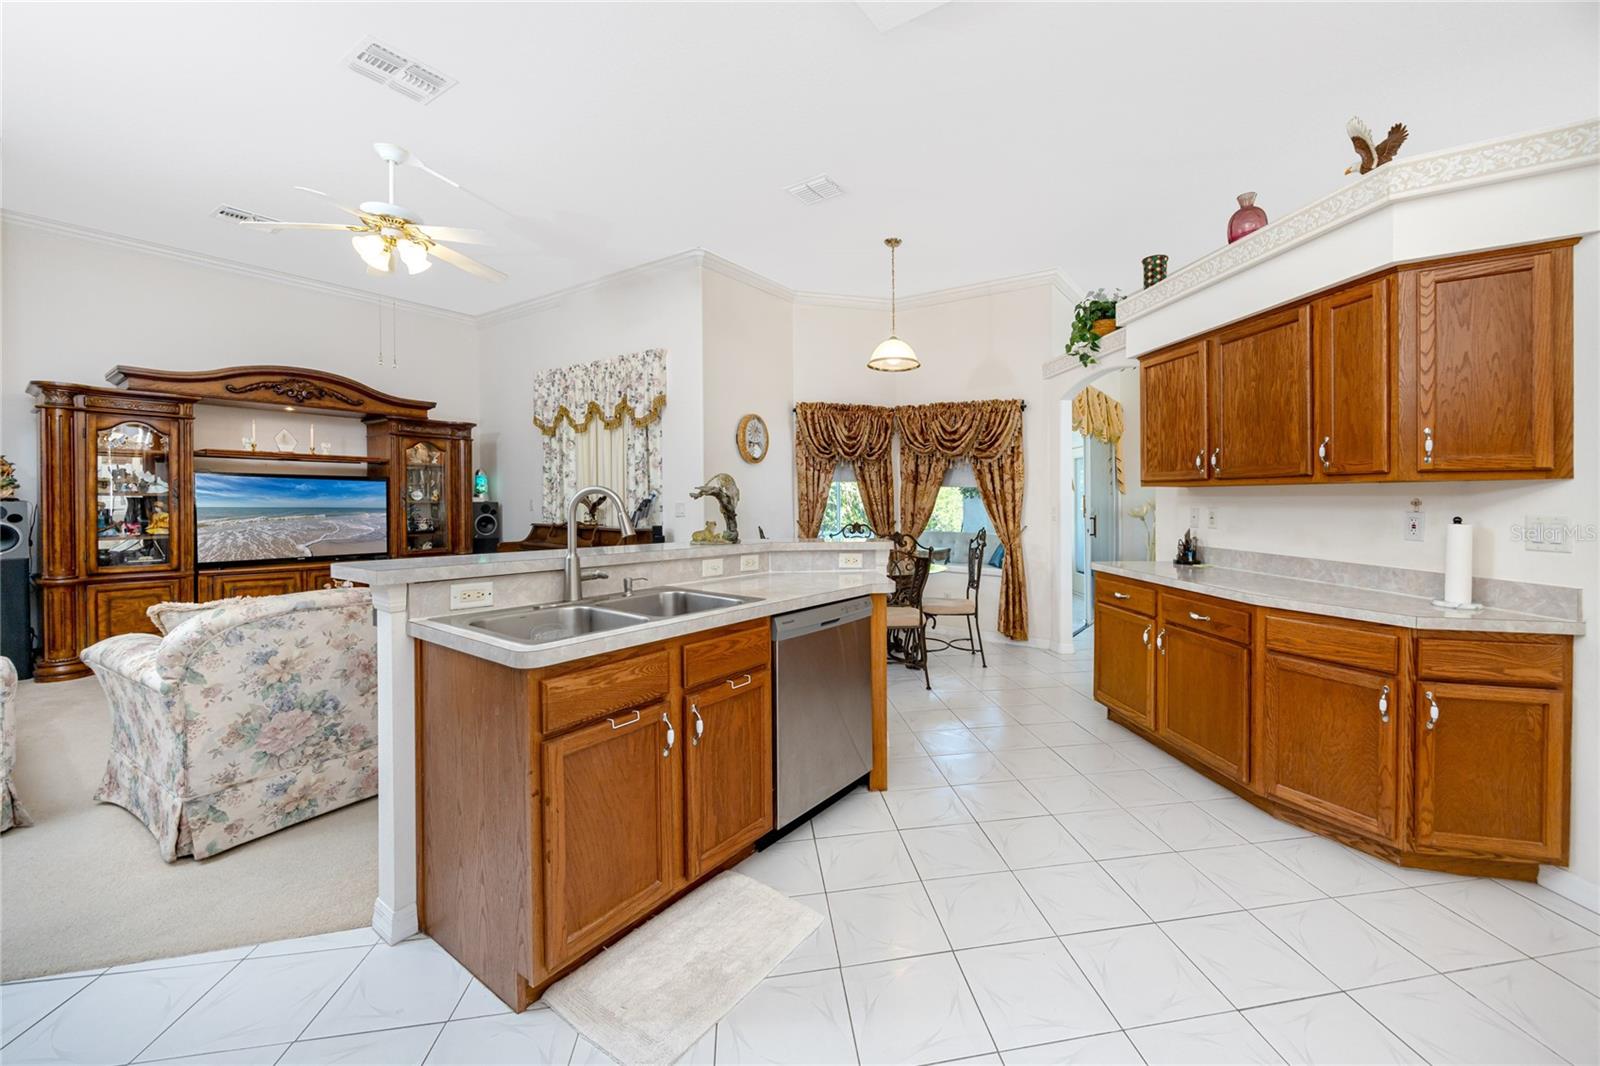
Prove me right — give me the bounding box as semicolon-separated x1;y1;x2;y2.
1227;191;1268;243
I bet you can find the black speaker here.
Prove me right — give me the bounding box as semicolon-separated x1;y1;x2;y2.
472;501;501;553
1;500;33;679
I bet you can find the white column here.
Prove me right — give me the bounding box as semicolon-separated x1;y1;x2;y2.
370;583;419;944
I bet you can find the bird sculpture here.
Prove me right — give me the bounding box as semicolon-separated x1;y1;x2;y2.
1345;117;1409;175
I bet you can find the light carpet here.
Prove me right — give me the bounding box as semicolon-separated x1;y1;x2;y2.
543;870;822;1065
0;676;376;981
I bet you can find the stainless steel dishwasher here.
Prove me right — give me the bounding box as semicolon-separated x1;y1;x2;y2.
771;596;875;833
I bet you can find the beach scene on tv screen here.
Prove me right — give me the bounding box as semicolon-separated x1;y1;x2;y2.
196;473;387;564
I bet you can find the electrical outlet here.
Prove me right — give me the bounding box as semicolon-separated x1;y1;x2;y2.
740;554;760;573
674;502;686;518
449;582;494;610
1189;507;1200;529
1404;510;1425;542
701;557;724;577
1206;507;1218;530
838;552;863;569
1523;515;1573;553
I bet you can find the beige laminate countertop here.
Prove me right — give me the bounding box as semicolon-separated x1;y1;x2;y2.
1093;560;1585;636
408;570;895;669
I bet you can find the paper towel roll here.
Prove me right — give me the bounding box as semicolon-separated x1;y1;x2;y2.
1442;521;1474;607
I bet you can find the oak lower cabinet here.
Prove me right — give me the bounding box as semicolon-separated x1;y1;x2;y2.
417;617;778;1013
1157;611;1250;782
1092;601;1155;729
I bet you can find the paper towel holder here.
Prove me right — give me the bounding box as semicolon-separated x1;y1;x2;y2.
1431;515;1485;612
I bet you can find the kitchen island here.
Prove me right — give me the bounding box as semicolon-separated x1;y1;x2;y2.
331;540;894;994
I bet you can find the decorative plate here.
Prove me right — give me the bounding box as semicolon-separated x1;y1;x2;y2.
736;413;768;464
273;429;297;453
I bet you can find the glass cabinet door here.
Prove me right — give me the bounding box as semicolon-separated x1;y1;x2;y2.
402;439;450;555
92;420;175;572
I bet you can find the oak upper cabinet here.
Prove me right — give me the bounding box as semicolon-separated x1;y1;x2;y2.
1404;244;1572;477
1209;307;1314;480
1313;279;1392;477
1260;614;1401;842
1093;598;1155;731
1140;340;1210;483
1156;595;1251;781
1414;677;1568;864
684;670;774;878
542;704;680;970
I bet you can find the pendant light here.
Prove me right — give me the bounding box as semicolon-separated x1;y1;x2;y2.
868;237;920;372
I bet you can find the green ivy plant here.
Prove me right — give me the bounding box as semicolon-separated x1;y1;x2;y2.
1066;288;1121;367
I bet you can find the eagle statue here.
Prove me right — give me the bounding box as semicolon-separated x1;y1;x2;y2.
1345;117;1409;175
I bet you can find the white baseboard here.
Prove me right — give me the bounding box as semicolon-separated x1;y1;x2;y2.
372;898;420;945
1538;866;1600;913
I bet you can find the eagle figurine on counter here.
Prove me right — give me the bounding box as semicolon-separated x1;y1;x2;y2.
1345;116;1409;174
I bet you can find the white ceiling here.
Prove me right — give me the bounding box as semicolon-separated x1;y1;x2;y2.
5;2;1596;317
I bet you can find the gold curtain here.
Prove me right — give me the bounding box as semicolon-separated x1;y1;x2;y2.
894;400;1028;641
1071;386;1126;492
897;449;949;540
793;403;896;537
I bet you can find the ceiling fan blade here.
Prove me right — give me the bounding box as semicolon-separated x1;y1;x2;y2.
428;242;507;282
238;221;358;232
294;186;367;219
402;153;462;190
413;224;492;245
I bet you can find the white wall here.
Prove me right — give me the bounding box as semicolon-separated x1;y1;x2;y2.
701;267;796;539
474;256;704;543
0;224;482;502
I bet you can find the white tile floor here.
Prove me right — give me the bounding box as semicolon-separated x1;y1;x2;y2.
5;636;1599;1065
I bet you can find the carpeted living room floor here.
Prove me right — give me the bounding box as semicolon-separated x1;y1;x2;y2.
1;675;376;981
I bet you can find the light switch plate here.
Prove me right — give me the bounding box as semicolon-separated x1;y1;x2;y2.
449;581;494;610
1189;507;1200;529
1206;507;1219;530
838;552;863;569
1404;510;1425;542
1523;515;1573;553
674;502;687;518
740;555;760;572
701;557;724;576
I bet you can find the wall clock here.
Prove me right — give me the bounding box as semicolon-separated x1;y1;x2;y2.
736;414;768;464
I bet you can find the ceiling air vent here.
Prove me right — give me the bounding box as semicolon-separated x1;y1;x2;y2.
343;37;457;105
785;174;845;205
213;204;277;225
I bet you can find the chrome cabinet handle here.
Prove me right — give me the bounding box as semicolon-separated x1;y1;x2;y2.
1193;452;1204;470
1141;624;1152;646
1187;611;1210;622
1319;436;1331;470
607;710;642;730
1156;628;1165;654
1423;428;1434;464
690;703;704;746
1210;448;1220;473
662;712;676;757
1425;690;1439;730
1112;591;1131;600
727;673;753;691
1378;684;1390;724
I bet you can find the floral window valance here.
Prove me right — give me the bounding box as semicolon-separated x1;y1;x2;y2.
531;348;667;437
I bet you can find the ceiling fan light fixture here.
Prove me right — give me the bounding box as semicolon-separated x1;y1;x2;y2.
352;233;393;272
868;236;919;373
397;238;431;275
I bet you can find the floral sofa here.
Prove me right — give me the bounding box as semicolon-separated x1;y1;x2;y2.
1;655;29;832
81;588;377;861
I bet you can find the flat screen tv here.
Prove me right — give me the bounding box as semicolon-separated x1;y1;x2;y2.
195;471;389;566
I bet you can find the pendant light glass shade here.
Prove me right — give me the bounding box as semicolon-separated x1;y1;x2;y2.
397;239;432;275
868;236;919;372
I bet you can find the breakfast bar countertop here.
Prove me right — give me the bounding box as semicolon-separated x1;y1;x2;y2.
1093;559;1585;636
408;569;896;670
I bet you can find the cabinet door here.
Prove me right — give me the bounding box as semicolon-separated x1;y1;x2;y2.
1157;624;1249;781
543;704;680;970
85;414;183;575
1314;279;1391;477
398;438;455;556
1414;682;1567;863
200;568;304;602
1140;341;1209;484
1210;307;1313;480
684;670;773;878
84;578;188;644
1262;653;1398;841
1093;602;1155;731
1411;249;1561;473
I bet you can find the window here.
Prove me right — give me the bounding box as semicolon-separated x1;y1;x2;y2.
818;479;869;537
919;464;994;564
922;485;971;533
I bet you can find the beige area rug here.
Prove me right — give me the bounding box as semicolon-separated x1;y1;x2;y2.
544;870;822;1065
0;676;376;981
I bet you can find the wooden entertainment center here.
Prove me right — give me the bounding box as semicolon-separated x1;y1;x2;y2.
26;365;475;682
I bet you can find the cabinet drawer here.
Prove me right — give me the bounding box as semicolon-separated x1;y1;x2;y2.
1095;575;1156;616
1264;612;1399;674
1161;592;1251;645
1417;637;1567;687
683;621;769;691
540;649;672;735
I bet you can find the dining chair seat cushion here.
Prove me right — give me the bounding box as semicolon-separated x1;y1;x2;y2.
922;596;977;616
886;606;925;629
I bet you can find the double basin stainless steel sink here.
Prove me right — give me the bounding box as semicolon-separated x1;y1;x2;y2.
459;587;759;646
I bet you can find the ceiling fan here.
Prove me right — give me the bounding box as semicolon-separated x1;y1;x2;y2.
240;142;507;282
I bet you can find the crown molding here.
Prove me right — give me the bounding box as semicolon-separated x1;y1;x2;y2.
0;209;478;324
698;249;794;302
474;249;711;327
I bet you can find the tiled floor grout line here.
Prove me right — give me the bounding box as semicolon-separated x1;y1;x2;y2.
280;941;381;1054
0;969;104;1053
126;954;255;1065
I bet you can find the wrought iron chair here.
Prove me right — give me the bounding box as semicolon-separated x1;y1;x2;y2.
885;532;933;690
923;529;988;667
